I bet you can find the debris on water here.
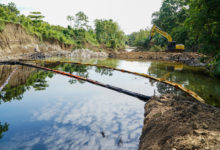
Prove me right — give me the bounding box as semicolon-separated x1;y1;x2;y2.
100;131;105;138
116;136;123;147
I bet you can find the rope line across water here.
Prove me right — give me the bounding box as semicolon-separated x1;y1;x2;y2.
21;59;205;103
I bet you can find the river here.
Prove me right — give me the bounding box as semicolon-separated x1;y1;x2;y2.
0;58;219;150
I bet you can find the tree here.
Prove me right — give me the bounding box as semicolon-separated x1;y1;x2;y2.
73;11;89;30
7;2;19;15
128;29;150;48
185;0;220;55
95;19;126;49
66;15;74;27
28;11;44;23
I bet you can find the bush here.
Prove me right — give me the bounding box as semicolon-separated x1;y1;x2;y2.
0;20;5;32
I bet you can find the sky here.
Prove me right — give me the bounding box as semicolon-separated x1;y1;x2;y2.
0;0;162;34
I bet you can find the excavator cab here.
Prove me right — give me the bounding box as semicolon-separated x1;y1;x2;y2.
149;25;184;52
168;41;176;50
168;41;185;52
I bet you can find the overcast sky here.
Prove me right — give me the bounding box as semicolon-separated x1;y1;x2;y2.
1;0;162;34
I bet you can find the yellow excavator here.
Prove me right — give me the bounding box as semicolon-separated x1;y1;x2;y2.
149;25;184;52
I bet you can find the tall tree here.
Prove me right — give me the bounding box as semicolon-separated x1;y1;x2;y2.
28;12;44;23
73;11;89;30
185;0;220;55
66;15;74;27
7;2;19;15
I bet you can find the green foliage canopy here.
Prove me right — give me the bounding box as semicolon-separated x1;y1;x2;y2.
95;19;126;49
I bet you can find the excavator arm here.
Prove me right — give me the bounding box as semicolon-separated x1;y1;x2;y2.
149;25;173;42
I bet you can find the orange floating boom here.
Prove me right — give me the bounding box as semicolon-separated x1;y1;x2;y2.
0;61;151;102
21;59;205;103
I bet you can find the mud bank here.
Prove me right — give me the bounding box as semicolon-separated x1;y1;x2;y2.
0;23;73;61
139;95;220;150
109;51;205;67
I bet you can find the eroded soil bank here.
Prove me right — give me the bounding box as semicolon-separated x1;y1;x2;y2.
0;23;108;60
139;95;220;150
0;23;73;61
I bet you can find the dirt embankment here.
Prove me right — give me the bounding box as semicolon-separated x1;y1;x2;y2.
0;23;109;60
139;95;220;150
109;51;205;67
0;23;71;60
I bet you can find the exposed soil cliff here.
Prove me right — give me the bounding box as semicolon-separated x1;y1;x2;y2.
0;23;109;60
0;23;71;60
139;95;220;150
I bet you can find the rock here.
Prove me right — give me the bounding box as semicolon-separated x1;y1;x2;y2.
34;45;40;52
29;52;45;59
70;49;108;59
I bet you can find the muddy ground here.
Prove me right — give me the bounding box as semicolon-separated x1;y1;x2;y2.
109;51;206;67
139;94;220;150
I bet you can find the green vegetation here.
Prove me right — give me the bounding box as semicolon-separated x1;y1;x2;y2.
127;29;150;49
128;0;220;57
2;1;218;56
28;12;45;23
127;0;220;75
95;19;126;49
0;2;126;50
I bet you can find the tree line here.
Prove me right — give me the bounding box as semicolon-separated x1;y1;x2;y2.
128;0;220;75
128;0;220;56
0;2;126;50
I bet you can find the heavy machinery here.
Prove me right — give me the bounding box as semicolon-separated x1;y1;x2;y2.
149;25;184;52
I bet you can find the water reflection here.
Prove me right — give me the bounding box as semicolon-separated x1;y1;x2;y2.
0;59;219;149
148;61;220;107
0;79;144;149
0;122;8;139
0;62;146;149
95;59;118;76
0;65;53;103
